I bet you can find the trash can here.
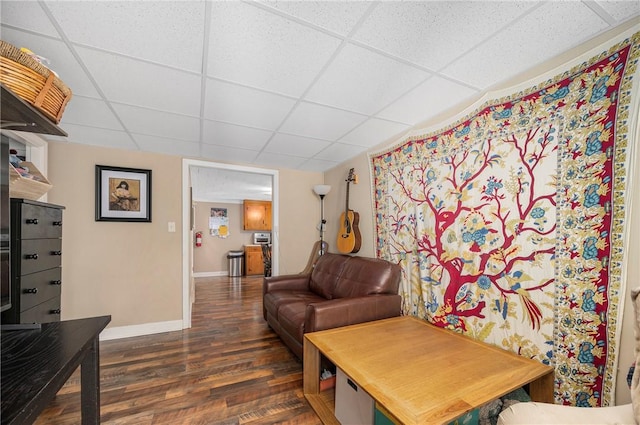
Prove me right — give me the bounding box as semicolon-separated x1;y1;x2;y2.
227;250;244;277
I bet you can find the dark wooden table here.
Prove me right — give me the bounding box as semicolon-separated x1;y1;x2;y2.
1;315;111;424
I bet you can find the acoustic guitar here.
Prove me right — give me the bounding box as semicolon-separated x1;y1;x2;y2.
336;168;361;254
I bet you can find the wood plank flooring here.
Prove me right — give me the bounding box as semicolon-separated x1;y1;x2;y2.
33;276;323;425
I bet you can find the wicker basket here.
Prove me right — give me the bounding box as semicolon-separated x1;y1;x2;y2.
0;40;72;124
9;161;52;200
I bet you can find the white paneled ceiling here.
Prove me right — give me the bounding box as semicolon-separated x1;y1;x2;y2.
1;0;639;179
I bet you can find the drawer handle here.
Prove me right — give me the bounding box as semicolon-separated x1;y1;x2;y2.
26;218;39;225
50;309;61;315
53;221;62;226
23;288;38;294
51;251;62;256
25;254;39;260
50;280;62;285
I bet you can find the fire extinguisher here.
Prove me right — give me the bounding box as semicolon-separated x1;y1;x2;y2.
195;231;203;247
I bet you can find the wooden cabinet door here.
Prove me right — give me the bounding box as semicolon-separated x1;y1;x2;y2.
243;200;272;231
245;246;264;276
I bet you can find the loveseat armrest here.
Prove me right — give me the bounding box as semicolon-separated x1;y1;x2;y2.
263;274;311;296
305;294;402;333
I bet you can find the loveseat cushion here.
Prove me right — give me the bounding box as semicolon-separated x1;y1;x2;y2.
333;256;401;298
278;301;308;344
309;253;349;299
263;290;325;321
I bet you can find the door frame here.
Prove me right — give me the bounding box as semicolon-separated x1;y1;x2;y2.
181;158;279;328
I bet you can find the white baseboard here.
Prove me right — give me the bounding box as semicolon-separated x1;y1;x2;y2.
99;319;184;341
193;271;227;277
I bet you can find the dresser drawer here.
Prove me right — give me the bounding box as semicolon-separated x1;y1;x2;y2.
17;203;63;240
19;239;63;275
19;268;62;312
20;296;61;324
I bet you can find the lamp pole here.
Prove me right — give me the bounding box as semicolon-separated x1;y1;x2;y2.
313;185;331;255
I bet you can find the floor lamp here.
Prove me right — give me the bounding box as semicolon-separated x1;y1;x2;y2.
313;184;331;255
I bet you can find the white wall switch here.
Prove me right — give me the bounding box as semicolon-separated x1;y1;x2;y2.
168;222;176;232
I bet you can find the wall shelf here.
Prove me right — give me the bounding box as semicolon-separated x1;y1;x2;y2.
0;84;67;137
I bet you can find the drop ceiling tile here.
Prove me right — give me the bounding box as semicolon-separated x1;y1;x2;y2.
60;96;123;130
200;144;259;164
595;1;640;22
306;43;429;115
298;158;340;173
442;2;609;89
204;79;296;130
0;28;100;98
340;118;410;148
202;120;273;150
207;1;342;97
377;76;479;125
280;102;368;141
47;1;205;72
76;46;202;116
54;123;137;150
352;1;536;70
1;1;59;38
132;134;201;158
259;1;373;36
314;142;366;162
254;152;306;169
112;104;200;142
265;133;331;157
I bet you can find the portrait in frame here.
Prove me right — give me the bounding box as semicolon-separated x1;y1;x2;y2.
95;165;152;222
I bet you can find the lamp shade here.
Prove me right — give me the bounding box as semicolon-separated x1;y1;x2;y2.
313;185;331;196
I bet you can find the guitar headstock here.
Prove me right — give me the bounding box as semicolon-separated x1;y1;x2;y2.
346;168;357;184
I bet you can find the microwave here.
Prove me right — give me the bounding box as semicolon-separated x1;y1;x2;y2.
253;232;271;244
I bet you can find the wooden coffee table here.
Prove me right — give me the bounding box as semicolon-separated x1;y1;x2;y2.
303;316;553;425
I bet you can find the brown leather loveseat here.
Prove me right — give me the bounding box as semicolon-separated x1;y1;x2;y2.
262;253;402;359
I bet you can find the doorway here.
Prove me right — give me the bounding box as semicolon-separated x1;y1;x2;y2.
181;158;279;328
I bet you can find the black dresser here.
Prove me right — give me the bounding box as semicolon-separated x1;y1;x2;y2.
1;198;65;324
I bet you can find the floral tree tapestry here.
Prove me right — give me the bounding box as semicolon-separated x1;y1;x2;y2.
370;31;639;406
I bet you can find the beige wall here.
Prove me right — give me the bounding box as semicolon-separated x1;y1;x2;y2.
47;141;183;328
193;201;252;273
321;23;639;405
45;141;323;330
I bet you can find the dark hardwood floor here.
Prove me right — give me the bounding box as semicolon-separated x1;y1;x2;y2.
34;276;323;425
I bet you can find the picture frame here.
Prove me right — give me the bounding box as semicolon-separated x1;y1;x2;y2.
95;165;152;222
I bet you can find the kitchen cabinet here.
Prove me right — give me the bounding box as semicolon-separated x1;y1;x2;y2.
245;245;264;276
243;200;271;231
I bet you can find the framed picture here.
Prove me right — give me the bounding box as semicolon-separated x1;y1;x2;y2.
95;165;152;222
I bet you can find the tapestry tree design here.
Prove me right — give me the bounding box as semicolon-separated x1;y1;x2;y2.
371;32;639;407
